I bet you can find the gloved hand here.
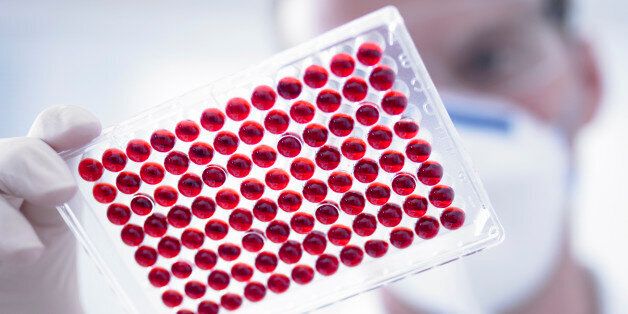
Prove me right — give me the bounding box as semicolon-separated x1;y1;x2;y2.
0;106;101;314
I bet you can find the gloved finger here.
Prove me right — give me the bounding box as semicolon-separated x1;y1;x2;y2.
28;105;102;152
0;196;44;264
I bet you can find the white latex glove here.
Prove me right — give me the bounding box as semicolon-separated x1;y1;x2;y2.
0;106;101;314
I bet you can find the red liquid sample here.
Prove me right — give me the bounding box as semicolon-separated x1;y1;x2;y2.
315;145;341;170
355;103;380;126
134;245;157;267
357;42;383;66
330;53;355;77
253;198;278;222
188;142;214;165
231;263;254;282
175;120;200;142
131;195;153;216
392;173;416;196
341;138;367;160
121;224;144;246
102;148;127;172
365;240;389;258
197;301;220;314
377;204;403;227
290;212;315;234
315;203;339;224
93;183;117;203
126;139;151;163
144;213;168;237
277;134;302;157
78;158;103;181
267;274;290;293
208;270;230;290
315;254;339;276
279;240;303;264
291;265;314;285
264;110;290;134
244;282;266;302
195;249;218;270
242;231;265;252
394;119;419;139
181;228;205;249
153;185;178;207
215;188;240;209
418;161;443;186
429;185;454;208
340;191;366;215
106;203;130;225
200;108;226;132
255;252;278;273
205;219;229;240
167;205;192;228
390;227;414;248
213;131;240;156
303;179;328;203
218;294;241;310
339;245;363;267
365;183;391;205
226;154;252;178
148;267;170;287
162;290;183;308
278;191;302;212
164;151;189;175
239;121;265;144
252;145;277;168
406;139;432;163
303;124;329;147
184;281;206;299
266;220;291;243
251;85;276;110
303;65;328;88
157;236;181;258
403;195;428;218
354;159;379;183
150;129;176;153
316;89;342;113
191;196;216;219
343;77;368;102
328;113;354;137
381;91;408;115
440;207;465;230
277;77;302;100
328;171;352;193
415;215;440;239
379;150;405;173
369;65;395;91
140;162;165;185
225;97;251;121
290;157;315;180
303;231;327;255
240;178;265;200
202;165;227;188
218;243;241;261
290;100;316;124
265;169;290;190
368;125;393;150
353;213;377;236
327;225;352;246
178;173;203;197
229;208;253;231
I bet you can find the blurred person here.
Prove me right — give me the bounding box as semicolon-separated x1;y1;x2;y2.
276;0;607;313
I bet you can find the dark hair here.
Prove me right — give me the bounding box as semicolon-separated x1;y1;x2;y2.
545;0;570;28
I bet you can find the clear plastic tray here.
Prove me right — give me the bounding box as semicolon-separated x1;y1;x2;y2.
57;6;503;314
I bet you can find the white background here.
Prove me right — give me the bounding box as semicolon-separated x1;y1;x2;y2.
0;0;626;313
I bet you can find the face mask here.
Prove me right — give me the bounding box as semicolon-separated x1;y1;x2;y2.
386;93;571;313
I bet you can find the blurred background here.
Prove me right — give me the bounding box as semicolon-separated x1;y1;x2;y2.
1;0;627;313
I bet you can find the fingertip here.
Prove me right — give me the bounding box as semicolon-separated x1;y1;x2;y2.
28;105;102;152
